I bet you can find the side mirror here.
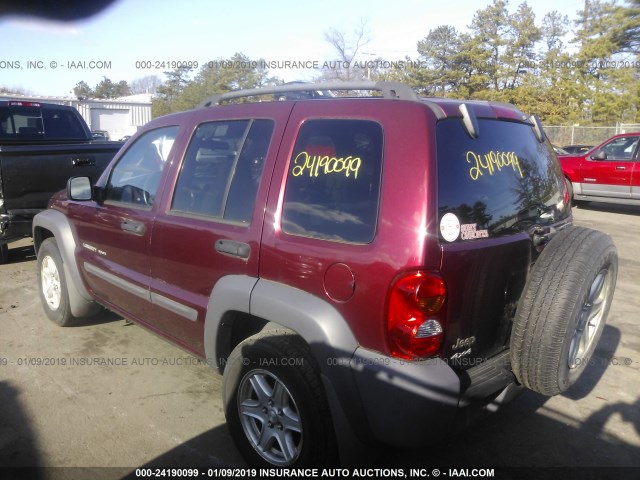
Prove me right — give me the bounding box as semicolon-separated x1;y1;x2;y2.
67;176;93;201
590;150;607;160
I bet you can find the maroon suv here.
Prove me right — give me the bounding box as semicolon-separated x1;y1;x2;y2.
32;82;618;467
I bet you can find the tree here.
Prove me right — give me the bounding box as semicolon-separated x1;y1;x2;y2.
571;0;640;122
501;2;541;89
130;75;162;94
601;0;640;54
152;53;281;116
73;80;93;99
72;78;131;99
320;19;370;82
0;85;31;95
414;25;464;95
403;0;639;124
512;11;577;124
152;66;194;116
468;0;511;92
92;77;130;99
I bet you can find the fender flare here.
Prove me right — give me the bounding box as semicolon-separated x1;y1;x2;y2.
203;277;360;373
203;276;372;463
32;209;100;318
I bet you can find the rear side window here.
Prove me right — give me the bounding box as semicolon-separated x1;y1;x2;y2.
282;119;383;244
437;118;569;242
0;106;87;140
172;119;274;224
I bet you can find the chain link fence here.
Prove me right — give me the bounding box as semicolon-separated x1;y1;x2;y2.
545;124;640;147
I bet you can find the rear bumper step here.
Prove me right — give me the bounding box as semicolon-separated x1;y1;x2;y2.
458;350;516;405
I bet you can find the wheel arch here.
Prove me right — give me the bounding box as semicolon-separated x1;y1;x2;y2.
203;276;372;464
32;210;100;318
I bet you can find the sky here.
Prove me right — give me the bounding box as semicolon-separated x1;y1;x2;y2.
0;0;585;97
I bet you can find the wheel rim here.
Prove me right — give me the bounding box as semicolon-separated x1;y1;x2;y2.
237;369;303;466
41;255;61;311
568;268;613;369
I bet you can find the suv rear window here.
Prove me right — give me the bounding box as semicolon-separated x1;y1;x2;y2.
437;118;569;242
282;119;383;244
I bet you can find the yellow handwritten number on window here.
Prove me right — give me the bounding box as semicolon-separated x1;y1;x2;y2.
292;151;362;179
466;151;524;181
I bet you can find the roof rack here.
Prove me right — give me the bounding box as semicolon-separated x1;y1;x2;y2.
198;81;419;107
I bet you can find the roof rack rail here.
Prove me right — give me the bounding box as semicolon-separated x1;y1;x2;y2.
198;81;419;107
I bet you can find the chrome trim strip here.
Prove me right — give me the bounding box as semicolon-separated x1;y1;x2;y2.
579;182;630;197
151;292;198;322
83;262;199;322
83;262;149;300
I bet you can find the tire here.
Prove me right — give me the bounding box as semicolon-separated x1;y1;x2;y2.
223;329;338;467
0;243;8;264
37;238;76;326
510;226;617;396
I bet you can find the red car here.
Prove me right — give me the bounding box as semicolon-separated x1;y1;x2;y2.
559;132;640;204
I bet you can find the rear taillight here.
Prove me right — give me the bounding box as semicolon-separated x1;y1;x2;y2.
386;271;447;360
563;179;571;206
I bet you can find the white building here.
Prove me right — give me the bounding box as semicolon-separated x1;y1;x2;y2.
0;93;152;141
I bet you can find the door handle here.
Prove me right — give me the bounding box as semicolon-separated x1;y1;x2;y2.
616;166;626;170
121;219;145;235
215;239;250;259
72;157;96;166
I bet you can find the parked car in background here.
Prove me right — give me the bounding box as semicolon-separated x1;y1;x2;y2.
562;144;594;155
91;130;110;141
559;133;640;205
0;101;123;263
553;145;569;156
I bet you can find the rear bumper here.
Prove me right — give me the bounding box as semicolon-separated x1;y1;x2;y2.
349;348;518;448
350;348;460;447
0;212;33;245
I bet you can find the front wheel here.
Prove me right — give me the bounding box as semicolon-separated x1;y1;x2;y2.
0;243;8;264
37;238;76;326
223;329;338;467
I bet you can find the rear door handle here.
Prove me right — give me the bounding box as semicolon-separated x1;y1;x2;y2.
616;166;626;170
215;239;250;259
121;219;145;235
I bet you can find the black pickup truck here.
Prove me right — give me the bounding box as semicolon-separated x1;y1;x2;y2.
0;100;123;262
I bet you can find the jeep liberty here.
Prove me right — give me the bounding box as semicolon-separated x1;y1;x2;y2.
32;81;618;467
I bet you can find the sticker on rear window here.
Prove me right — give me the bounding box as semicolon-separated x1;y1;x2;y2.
466;150;524;181
461;223;489;240
440;213;460;242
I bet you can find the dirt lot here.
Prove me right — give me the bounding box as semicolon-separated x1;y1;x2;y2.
1;203;639;478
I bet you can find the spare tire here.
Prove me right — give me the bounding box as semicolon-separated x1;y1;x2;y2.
510;226;617;396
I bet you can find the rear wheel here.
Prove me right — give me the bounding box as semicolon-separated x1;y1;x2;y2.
37;238;76;326
510;226;617;396
223;329;338;467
